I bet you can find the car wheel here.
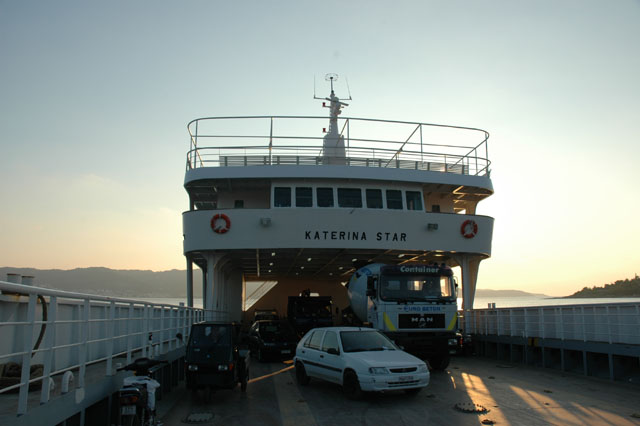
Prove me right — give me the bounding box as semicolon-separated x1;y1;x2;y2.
404;387;421;396
295;362;310;385
342;370;362;400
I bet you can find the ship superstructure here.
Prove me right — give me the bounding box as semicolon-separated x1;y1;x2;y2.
182;75;494;325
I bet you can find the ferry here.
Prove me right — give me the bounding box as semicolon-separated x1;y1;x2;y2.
181;73;493;323
1;75;639;426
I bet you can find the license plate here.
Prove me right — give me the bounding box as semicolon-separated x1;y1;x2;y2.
281;349;291;354
121;405;136;416
399;376;414;382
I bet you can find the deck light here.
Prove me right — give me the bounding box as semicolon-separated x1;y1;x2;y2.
260;217;271;227
427;223;439;231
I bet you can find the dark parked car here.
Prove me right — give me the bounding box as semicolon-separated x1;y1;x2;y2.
184;322;250;392
248;320;298;361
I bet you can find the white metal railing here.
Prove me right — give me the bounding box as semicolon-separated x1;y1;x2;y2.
467;302;640;345
0;281;222;416
185;116;491;177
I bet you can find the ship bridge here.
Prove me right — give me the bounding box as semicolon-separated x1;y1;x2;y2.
182;108;494;325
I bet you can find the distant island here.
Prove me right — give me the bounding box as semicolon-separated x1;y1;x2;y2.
0;266;191;298
475;289;548;297
565;275;640;298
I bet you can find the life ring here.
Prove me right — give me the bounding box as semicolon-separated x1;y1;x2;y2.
211;213;231;234
460;220;478;239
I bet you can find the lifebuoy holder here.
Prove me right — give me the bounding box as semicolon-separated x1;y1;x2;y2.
211;213;231;234
461;220;478;239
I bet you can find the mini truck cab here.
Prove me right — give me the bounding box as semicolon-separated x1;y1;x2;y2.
347;263;458;370
185;322;250;392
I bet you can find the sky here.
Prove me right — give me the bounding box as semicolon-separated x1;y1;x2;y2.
1;1;639;297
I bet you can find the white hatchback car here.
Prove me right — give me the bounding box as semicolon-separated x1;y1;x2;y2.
294;326;429;398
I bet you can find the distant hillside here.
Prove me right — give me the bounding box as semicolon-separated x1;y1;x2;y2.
1;266;551;299
0;267;191;298
567;276;640;298
475;289;548;297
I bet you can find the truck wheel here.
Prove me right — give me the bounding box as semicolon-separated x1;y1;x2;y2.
429;355;450;371
295;362;310;385
343;370;363;400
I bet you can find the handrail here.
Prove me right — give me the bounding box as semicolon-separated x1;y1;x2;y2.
0;281;218;416
185;116;491;176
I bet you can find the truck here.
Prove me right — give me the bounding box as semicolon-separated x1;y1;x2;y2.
287;292;333;337
346;263;458;370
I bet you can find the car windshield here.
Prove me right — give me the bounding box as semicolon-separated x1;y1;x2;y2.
190;324;232;348
340;331;398;352
379;274;454;301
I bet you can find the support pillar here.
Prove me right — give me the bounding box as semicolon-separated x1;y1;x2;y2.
453;254;482;334
186;256;194;308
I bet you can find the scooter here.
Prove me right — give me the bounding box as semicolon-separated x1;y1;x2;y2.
117;357;166;426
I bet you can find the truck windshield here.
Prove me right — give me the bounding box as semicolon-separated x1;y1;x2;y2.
379;274;454;301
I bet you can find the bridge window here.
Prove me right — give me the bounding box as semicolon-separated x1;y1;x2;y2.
386;190;403;209
296;187;312;207
316;187;334;207
338;188;362;208
366;189;383;209
274;187;291;207
406;191;423;211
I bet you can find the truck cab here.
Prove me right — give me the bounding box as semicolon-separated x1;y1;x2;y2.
348;263;458;370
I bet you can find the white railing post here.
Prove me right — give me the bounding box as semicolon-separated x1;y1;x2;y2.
106;301;116;375
78;299;90;391
160;305;165;355
126;303;134;364
142;305;149;358
17;294;37;415
40;295;58;405
539;307;544;339
509;309;514;336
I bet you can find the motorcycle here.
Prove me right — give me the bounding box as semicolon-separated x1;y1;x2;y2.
117;357;166;426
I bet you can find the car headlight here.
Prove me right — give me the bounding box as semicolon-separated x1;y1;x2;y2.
218;364;229;371
417;364;428;372
448;338;458;345
368;367;389;375
187;364;198;371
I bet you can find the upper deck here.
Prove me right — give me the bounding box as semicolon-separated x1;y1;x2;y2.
184;115;491;187
181;114;495;280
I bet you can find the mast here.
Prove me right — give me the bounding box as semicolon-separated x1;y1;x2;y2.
317;73;350;164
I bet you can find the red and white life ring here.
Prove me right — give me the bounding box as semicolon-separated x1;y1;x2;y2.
460;220;478;239
211;213;231;234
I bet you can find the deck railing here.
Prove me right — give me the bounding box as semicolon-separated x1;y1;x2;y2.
186;116;491;177
467;302;640;345
0;281;219;416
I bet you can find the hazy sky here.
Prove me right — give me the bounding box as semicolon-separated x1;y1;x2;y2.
1;1;639;296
